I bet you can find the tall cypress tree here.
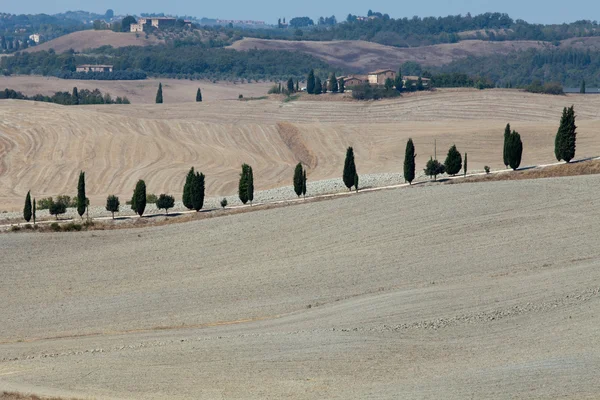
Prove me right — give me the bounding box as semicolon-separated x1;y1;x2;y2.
239;164;250;204
132;179;147;216
287;78;294;93
32;198;36;225
182;167;195;209
330;72;338;93
247;165;254;205
580;80;586;94
503;123;511;168
72;87;79;105
23;190;32;222
293;163;304;197
314;77;322;95
507;130;523;170
191;172;205;212
77;171;86;219
403;138;416;184
338;78;345;93
343;147;357;190
555;106;577;162
307;69;315;94
302;170;307;198
444;144;462;176
156;82;163;104
196;88;202;102
463;152;468;177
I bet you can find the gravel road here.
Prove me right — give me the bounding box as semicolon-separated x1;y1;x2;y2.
2;175;600;399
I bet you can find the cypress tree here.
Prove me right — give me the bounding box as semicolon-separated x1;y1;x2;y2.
555;106;577;163
196;88;202;102
72;87;79;105
315;77;322;95
293;163;304;197
354;174;359;192
287;78;294;93
580;80;586;94
507;130;523;170
191;171;205;212
463;152;468;177
247;165;254;205
403;138;416;184
239;164;250;204
132;179;147;216
295;80;299;92
330;72;338;92
33;198;36;225
182;167;195;209
156;83;163;104
23;190;32;222
338;78;345;93
444;144;462;176
77;171;86;219
302;170;307;198
503;123;511;168
307;69;315;94
343;147;357;190
395;67;403;91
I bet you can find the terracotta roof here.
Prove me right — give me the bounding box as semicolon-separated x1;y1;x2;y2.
368;69;395;75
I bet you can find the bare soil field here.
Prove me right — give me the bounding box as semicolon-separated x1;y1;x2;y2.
23;31;162;54
0;76;272;104
1;176;600;399
229;38;551;71
1;89;600;211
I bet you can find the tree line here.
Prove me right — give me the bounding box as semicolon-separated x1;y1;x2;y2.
0;87;130;105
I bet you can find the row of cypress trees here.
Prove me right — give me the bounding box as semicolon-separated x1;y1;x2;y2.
155;83;203;104
306;70;345;95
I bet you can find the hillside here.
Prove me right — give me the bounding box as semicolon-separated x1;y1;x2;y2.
24;30;162;53
2;89;600;210
2;175;600;398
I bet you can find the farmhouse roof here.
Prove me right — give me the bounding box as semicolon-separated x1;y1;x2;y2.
368;69;395;75
403;75;431;81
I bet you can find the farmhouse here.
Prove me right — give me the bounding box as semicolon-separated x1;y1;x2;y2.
130;17;191;32
403;75;431;88
76;64;113;73
340;75;366;86
368;69;396;85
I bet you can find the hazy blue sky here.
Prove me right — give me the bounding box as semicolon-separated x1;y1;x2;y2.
3;0;599;24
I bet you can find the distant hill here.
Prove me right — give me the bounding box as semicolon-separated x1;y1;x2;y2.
24;30;162;53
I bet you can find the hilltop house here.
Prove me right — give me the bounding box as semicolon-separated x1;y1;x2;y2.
130;17;191;32
339;75;367;87
368;69;396;85
76;64;113;73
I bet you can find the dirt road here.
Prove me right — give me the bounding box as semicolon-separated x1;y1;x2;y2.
2;176;600;398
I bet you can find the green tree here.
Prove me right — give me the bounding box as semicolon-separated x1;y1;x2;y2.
463;152;468;176
322;78;328;94
182;167;195;209
156;82;163;104
72;87;79;105
555;106;577;163
394;68;403;91
307;69;315;94
247;165;254;205
287;77;294;93
580;79;586;94
49;198;67;220
444;144;462;176
417;77;424;91
220;198;228;208
239;164;250;204
77;170;86;219
315;77;322;95
507;130;523;170
354;174;359;192
295;80;299;92
338;78;345;93
196;88;202;102
32;198;36;225
105;195;120;219
121;16;136;32
23;190;32;222
503;123;511;168
343;146;357;190
156;194;175;216
132;179;147;217
403;138;416;184
302;170;307;198
191;171;205;212
424;157;445;181
329;72;338;92
293;163;304;197
384;77;394;91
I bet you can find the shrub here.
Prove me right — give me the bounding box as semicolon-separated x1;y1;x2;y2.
10;225;21;232
351;83;401;100
156;194;175;215
50;222;61;231
424;158;446;181
484;165;491;174
49;198;67;219
220;198;228;208
146;193;158;203
37;197;54;210
62;223;83;232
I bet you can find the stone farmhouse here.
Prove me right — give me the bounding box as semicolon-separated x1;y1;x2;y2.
368;69;396;85
130;17;191;32
76;65;113;73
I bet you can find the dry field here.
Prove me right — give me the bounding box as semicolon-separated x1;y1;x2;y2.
1;176;600;399
0;76;272;104
1;89;600;211
23;31;162;54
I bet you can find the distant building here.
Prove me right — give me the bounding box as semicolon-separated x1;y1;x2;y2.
76;64;113;73
403;76;431;88
216;19;266;26
28;34;41;44
368;69;396;85
130;17;190;32
340;75;366;86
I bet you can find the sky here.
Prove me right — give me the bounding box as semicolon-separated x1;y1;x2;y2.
2;0;600;25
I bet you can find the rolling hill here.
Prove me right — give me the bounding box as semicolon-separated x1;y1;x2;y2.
24;30;162;53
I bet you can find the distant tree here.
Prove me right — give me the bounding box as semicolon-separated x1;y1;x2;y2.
463;152;468;176
287;77;294;93
1;36;6;51
156;194;175;216
507;130;523;170
72;87;79;105
580;79;586;94
417;77;424;91
314;77;322;95
293;163;304;197
23;190;32;222
191;171;205;212
343;147;357;191
302;169;307;198
105;9;115;20
354;174;359;192
329;72;338;93
247;165;254;205
196;88;202;102
182;167;195;209
555;106;577;163
424;157;445;181
289;17;314;28
132;179;147;217
338;78;345;93
49;198;67;220
239;164;250;204
403;138;416;184
32;198;36;225
77;171;86;219
384;77;394;91
503;123;510;168
156;82;163;104
322;79;328;94
105;195;120;219
220;198;228;208
307;69;315;94
394;67;403;91
444;145;462;176
295;80;299;92
121;16;136;32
